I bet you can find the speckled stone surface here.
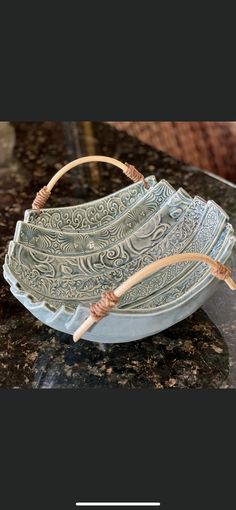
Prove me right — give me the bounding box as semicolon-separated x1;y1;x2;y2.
0;122;235;389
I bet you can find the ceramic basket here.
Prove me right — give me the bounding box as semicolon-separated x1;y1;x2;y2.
3;156;236;343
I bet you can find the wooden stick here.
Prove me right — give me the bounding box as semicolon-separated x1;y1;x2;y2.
32;156;146;209
73;252;236;342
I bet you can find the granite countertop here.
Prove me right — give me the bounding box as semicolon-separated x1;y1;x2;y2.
0;121;235;389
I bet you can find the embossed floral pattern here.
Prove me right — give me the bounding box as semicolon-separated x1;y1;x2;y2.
131;226;231;309
7;197;215;307
119;203;227;307
17;181;182;256
25;176;160;231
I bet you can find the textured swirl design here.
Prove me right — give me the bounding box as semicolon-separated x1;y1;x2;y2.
131;226;231;309
6;222;233;315
18;181;178;256
7;198;209;305
25;176;158;232
13;191;194;280
119;203;225;307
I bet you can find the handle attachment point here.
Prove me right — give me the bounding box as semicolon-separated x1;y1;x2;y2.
32;186;51;210
124;163;148;188
210;261;231;280
90;291;119;321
